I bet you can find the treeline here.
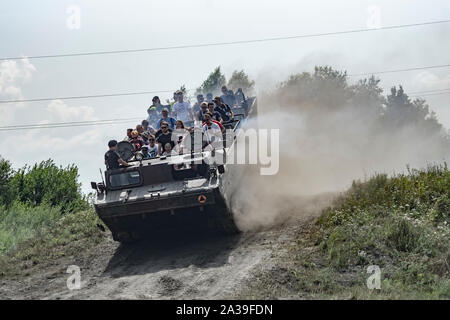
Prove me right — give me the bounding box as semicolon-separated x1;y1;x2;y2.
272;66;447;140
266;66;450;175
0;158;87;212
196;66;255;95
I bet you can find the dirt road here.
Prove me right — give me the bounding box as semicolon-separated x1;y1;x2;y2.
0;222;308;300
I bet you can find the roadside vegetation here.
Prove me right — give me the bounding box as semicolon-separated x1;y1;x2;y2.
0;157;104;276
240;164;450;299
238;65;450;299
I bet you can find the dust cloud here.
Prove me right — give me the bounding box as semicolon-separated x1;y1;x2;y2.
231;72;450;231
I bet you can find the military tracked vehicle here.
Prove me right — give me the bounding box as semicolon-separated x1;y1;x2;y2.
91;98;257;242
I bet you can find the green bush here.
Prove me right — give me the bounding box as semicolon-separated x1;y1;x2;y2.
8;159;87;211
0;156;92;262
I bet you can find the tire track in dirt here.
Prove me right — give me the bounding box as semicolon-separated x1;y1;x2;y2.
0;224;302;300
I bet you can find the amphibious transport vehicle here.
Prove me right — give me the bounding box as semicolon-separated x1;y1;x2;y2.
91;98;256;242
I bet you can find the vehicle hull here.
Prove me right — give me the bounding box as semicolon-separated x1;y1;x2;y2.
94;186;238;242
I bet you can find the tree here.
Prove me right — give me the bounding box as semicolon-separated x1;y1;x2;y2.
384;86;444;136
0;156;13;206
274;66;351;111
197;66;226;95
227;70;255;93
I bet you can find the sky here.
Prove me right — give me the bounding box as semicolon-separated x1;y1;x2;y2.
0;0;449;193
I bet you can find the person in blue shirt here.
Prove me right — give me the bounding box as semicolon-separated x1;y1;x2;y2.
155;108;177;130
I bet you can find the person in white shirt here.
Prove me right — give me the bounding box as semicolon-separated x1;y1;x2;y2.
162;143;179;156
172;91;193;124
202;112;222;148
147;134;159;158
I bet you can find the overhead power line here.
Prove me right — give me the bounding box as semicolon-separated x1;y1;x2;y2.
348;64;450;77
408;88;450;95
0;89;194;104
2;20;450;62
410;90;450;97
1;89;450;132
0;117;142;131
0;117;142;129
0;64;449;105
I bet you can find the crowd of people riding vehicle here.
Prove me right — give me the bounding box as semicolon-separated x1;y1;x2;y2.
104;86;248;171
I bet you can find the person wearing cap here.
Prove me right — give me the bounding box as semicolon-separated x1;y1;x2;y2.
156;108;177;130
140;131;150;145
105;140;130;170
213;96;234;123
149;96;171;117
172;91;193;124
139;145;152;160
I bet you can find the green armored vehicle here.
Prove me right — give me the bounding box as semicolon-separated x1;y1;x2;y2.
91;98;256;242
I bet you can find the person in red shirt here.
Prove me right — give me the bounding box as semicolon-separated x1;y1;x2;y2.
202;109;225;132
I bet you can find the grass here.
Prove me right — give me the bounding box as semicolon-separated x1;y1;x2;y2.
0;202;61;255
0;205;105;277
239;164;450;299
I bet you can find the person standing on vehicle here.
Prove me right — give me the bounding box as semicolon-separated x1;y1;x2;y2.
104;140;130;170
207;102;222;123
172;91;193;125
235;88;247;107
149;96;171;117
156;108;177;130
192;94;204;115
206;92;214;103
146;107;159;127
156;121;175;155
196;102;208;121
213;97;234;123
202;112;223;148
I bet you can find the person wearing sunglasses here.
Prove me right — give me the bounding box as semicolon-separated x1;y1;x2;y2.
196;102;208;121
156;121;174;156
146;134;159;158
